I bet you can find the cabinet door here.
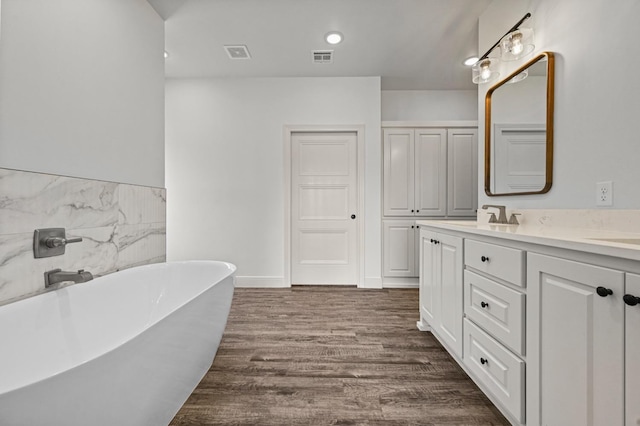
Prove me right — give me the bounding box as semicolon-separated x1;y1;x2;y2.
419;229;438;326
435;232;463;358
414;129;446;216
626;273;640;426
382;220;417;277
447;128;477;217
527;253;624;426
383;128;414;216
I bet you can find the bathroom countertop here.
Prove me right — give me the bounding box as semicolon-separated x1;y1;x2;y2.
416;219;640;262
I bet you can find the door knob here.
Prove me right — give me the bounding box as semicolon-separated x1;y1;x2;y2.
350;214;356;219
596;286;613;297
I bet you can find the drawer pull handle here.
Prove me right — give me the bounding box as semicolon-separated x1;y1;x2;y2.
481;256;490;262
480;301;489;308
480;357;488;365
596;286;613;297
624;294;640;306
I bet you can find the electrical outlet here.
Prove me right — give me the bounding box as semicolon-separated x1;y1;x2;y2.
596;181;613;206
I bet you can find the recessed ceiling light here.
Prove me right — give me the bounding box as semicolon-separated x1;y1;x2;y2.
464;56;479;66
325;31;343;45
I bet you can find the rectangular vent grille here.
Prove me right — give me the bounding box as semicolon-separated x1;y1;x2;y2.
313;50;333;64
224;45;251;60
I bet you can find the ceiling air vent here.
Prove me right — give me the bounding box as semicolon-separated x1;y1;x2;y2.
312;50;333;64
224;45;251;60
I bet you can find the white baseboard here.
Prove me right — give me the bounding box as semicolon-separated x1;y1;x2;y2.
234;276;288;288
382;277;419;288
416;319;431;332
360;276;383;289
384;282;419;289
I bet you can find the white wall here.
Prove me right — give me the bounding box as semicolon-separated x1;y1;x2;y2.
0;0;165;187
479;0;640;208
166;77;382;286
381;90;477;121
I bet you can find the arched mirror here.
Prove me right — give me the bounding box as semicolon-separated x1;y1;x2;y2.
484;51;554;196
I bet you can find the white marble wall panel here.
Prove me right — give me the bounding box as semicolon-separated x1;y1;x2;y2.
0;168;166;305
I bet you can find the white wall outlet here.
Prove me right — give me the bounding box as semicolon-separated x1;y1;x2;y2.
596;181;613;206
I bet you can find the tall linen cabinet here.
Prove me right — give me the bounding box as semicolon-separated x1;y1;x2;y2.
381;123;477;287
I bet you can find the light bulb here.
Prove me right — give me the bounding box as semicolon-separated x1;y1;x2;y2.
480;61;492;81
510;32;524;55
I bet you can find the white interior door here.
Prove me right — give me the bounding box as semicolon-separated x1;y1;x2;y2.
291;132;358;285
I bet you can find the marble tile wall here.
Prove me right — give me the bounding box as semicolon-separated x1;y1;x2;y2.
0;168;166;305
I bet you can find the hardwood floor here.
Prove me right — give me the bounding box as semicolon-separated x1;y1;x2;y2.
170;287;509;425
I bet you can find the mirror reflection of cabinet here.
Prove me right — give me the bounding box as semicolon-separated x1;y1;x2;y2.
485;52;555;196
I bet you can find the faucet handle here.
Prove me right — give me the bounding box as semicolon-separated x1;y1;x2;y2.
508;213;521;225
45;237;83;248
488;213;498;223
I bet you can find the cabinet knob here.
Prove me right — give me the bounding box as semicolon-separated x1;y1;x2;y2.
624;294;640;306
596;286;613;297
411;225;415;229
411;209;415;213
481;256;490;262
416;210;420;213
480;357;488;365
350;214;356;219
480;301;489;308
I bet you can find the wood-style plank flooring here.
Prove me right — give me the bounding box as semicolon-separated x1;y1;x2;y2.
170;287;509;425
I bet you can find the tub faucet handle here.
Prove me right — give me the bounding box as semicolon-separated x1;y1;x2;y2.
45;236;83;248
34;228;84;258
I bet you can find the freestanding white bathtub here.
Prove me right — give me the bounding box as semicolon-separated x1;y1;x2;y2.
0;260;236;426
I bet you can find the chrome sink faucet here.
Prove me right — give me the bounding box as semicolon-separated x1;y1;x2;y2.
45;269;94;288
482;204;508;224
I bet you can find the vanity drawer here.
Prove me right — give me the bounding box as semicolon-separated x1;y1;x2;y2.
464;318;525;424
464;270;525;356
465;239;525;287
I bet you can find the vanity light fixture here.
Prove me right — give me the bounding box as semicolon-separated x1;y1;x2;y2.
325;31;343;45
469;12;533;84
501;27;535;61
472;58;500;84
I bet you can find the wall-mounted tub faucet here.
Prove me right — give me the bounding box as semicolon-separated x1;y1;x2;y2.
45;269;94;288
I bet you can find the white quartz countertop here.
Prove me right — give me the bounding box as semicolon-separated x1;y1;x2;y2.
416;219;640;262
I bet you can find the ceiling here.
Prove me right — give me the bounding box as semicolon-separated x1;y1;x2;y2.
149;0;493;90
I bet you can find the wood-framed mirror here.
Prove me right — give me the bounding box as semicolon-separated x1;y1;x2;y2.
484;51;554;196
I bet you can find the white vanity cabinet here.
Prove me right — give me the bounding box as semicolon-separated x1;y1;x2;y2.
463;239;526;423
527;253;625;426
417;219;640;426
626;273;640;426
418;228;463;358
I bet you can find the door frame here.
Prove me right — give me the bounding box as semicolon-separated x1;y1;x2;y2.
284;124;366;287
